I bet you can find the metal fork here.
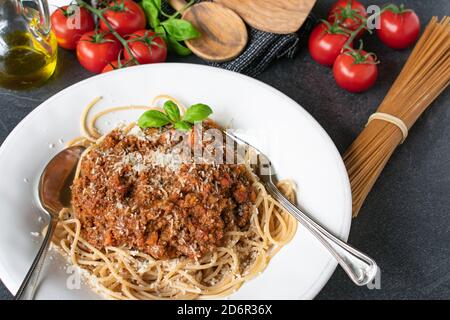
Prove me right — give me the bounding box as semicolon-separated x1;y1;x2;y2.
224;131;378;286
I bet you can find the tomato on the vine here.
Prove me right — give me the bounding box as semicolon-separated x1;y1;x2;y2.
328;0;367;37
376;5;420;50
333;49;378;93
51;5;95;50
77;31;123;74
100;0;147;36
308;22;351;66
102;59;136;73
123;30;168;64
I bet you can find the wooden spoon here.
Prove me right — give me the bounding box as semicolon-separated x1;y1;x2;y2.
215;0;317;34
168;0;248;62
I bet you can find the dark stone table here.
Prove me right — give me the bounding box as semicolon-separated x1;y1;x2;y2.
1;0;449;300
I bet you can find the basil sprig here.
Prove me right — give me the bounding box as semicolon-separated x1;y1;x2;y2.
141;0;200;55
163;100;181;122
138;101;212;131
182;104;213;123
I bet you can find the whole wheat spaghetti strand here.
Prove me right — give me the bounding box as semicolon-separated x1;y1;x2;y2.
344;17;450;217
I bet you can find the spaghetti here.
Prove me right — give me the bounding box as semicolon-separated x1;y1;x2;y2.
344;17;450;217
51;95;298;300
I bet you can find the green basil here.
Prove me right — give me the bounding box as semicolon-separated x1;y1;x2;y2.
139;1;200;56
174;121;193;131
155;25;167;40
167;37;192;56
142;0;161;29
164;100;181;122
138;101;213;132
161;18;200;41
138;110;171;128
183;104;213;123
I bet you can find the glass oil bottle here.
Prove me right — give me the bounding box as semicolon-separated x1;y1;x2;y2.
0;0;57;90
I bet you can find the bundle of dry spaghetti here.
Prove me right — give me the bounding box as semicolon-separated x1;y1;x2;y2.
344;17;450;217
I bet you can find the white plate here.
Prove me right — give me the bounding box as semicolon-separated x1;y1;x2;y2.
0;64;351;300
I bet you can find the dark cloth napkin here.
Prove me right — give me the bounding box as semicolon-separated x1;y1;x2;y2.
162;0;314;77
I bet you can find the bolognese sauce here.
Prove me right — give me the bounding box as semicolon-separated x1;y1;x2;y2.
71;122;257;260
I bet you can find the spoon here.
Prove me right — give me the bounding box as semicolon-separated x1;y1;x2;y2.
215;0;317;34
168;0;248;62
15;146;86;300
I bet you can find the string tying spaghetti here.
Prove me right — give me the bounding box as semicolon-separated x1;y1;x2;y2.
367;112;409;144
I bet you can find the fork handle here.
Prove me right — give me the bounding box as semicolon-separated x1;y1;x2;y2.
266;182;378;286
15;218;57;300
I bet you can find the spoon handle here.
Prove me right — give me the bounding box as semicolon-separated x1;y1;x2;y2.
265;182;378;286
15;218;58;300
168;0;188;12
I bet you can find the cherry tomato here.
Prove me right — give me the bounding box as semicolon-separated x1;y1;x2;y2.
77;31;123;74
333;49;378;93
100;0;147;36
328;0;367;37
376;5;420;50
102;59;136;73
123;30;168;64
308;22;351;66
51;5;95;50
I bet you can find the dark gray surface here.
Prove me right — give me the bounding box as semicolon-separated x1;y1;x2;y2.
0;0;449;300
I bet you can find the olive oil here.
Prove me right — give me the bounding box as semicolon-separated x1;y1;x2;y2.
0;30;57;90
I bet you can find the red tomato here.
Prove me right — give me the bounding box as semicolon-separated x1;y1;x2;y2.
308;23;351;66
333;50;378;93
377;6;420;50
77;31;123;74
100;0;147;36
102;60;137;73
328;0;367;37
123;30;168;64
51;5;95;50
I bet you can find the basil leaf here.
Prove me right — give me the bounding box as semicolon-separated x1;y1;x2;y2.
152;0;161;8
167;36;192;56
161;18;200;41
156;26;189;56
174;121;193;131
164;100;181;123
138;110;171;128
183;104;213;123
155;25;167;40
142;0;161;29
